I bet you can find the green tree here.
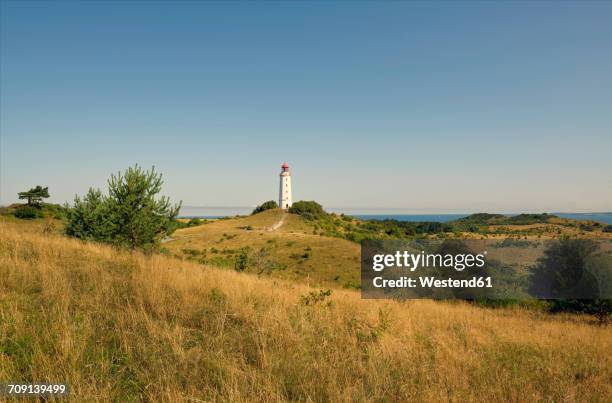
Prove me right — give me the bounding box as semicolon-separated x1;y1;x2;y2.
65;188;115;242
251;200;278;215
18;185;50;206
107;165;181;250
66;165;181;250
529;239;600;298
529;239;611;324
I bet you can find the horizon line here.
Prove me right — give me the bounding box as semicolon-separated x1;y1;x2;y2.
180;206;612;215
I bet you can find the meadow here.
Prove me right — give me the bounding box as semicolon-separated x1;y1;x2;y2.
167;209;362;288
165;208;612;290
1;217;611;401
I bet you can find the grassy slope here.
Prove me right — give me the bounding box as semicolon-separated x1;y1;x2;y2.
165;209;611;289
166;209;361;288
1;218;611;401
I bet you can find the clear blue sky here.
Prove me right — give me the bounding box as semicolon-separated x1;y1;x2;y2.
1;1;611;213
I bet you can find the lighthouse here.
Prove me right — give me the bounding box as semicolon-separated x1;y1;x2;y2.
279;162;292;209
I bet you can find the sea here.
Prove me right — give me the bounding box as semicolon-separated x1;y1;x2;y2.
179;207;612;225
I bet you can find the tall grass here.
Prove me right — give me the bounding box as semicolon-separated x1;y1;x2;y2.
0;219;610;401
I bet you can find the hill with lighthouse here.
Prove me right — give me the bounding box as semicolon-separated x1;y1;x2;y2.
165;208;362;288
164;207;612;290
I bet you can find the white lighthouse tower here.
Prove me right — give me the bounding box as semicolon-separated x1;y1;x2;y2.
279;162;292;209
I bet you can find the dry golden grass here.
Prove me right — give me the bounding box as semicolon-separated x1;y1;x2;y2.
1;218;611;402
485;222;612;239
166;209;361;287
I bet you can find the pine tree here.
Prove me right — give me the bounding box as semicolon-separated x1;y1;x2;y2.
65;188;115;242
18;185;50;206
65;165;181;250
107;165;181;250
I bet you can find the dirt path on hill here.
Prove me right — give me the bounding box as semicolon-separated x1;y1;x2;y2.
162;212;287;243
268;213;286;231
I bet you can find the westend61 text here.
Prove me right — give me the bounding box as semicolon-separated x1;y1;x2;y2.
372;276;493;289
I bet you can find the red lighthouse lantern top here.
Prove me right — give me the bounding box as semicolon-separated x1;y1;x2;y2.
281;162;289;172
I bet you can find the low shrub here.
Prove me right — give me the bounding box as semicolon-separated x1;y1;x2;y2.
14;205;43;219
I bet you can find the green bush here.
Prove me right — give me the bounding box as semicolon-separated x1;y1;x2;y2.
14;205;43;219
288;201;326;220
187;218;203;226
43;203;68;219
169;218;208;232
252;200;278;215
343;280;361;290
579;223;595;232
234;248;250;272
300;289;332;306
549;299;610;324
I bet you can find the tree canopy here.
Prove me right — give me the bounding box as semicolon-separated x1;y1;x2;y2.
18;185;50;206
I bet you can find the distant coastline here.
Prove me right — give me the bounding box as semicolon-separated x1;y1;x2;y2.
553;212;612;225
354;213;612;224
179;207;612;224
